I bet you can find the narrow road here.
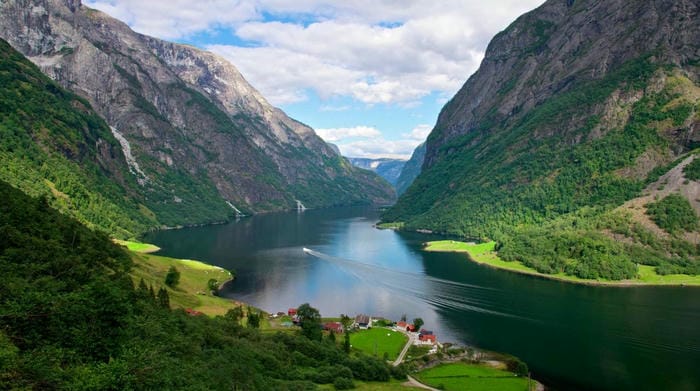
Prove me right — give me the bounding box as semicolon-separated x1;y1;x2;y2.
404;375;441;390
393;329;415;366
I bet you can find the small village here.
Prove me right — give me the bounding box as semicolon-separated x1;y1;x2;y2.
280;308;442;360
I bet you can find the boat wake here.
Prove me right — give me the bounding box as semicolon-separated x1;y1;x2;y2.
303;247;533;321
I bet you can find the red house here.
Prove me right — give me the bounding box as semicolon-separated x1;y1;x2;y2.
418;334;436;343
396;321;415;332
323;322;344;333
288;308;297;316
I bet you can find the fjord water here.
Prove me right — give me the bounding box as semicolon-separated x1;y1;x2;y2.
144;207;700;391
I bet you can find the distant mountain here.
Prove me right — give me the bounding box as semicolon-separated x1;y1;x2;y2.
384;0;699;280
394;142;426;195
348;158;406;187
0;0;394;236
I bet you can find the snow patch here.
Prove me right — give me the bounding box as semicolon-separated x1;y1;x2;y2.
110;127;149;185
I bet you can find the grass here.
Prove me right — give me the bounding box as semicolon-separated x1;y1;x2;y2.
413;363;534;391
350;328;408;361
128;246;243;316
424;241;700;286
114;239;161;253
318;378;418;390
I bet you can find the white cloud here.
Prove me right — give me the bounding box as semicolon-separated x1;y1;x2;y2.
315;126;382;142
338;138;420;160
403;124;432;141
86;0;545;105
85;0;258;39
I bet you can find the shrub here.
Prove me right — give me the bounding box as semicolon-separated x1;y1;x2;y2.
333;377;355;390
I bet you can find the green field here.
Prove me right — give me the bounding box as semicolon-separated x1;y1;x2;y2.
115;239;161;253
350;328;408;360
413;363;533;391
128;246;243;317
424;240;700;286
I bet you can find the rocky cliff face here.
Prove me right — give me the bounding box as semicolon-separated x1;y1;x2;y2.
385;0;699;237
0;0;394;228
425;0;699;168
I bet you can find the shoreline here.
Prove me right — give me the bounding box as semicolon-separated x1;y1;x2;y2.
424;240;700;287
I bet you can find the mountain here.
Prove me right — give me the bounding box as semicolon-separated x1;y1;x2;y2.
0;0;394;236
394;142;426;195
348;158;406;187
0;38;157;238
384;0;699;280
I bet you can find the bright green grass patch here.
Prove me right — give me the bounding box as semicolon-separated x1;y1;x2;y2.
350;328;408;361
424;240;494;254
114;239;161;253
424;241;700;286
130;252;241;316
414;363;533;391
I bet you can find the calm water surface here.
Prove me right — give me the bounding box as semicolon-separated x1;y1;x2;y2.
144;207;700;391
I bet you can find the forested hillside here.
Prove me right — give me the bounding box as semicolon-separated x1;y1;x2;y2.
384;0;700;280
0;39;157;238
0;179;402;389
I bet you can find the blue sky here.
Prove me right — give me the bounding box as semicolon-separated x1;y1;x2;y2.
85;0;544;159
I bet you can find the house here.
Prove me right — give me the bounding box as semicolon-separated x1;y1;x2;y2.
288;308;297;316
354;314;372;329
396;321;415;332
419;329;433;336
418;334;436;343
323;322;344;333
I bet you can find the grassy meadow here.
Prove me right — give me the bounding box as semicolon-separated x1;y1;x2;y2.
424;240;700;286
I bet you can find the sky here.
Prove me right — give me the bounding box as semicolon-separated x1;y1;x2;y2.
85;0;545;159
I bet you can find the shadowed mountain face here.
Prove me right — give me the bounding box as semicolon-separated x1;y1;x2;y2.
348;158;406;188
385;0;700;237
394;142;426;196
0;0;394;234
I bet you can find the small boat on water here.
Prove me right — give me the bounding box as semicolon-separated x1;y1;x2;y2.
302;247;311;253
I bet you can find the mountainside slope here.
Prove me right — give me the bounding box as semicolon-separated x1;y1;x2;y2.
0;38;155;238
0;178;397;389
395;142;426;195
348;158;405;187
0;0;394;232
384;0;699;280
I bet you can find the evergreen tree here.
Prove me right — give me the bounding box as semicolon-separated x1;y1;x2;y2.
157;287;170;308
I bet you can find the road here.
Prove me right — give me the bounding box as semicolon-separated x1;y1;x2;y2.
393;329;415;366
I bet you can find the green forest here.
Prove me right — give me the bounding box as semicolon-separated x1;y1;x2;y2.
384;56;700;280
0;179;404;389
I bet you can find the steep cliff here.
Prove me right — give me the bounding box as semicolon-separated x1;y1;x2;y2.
394;142;426;195
0;0;394;232
384;0;700;279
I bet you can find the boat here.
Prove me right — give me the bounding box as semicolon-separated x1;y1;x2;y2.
302;247;311;253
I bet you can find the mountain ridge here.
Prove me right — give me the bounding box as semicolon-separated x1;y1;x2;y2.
0;0;394;236
384;0;699;280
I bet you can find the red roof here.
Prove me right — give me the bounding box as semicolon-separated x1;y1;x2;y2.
419;334;436;342
323;322;344;333
185;308;204;316
406;324;416;332
288;308;297;315
397;321;407;328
